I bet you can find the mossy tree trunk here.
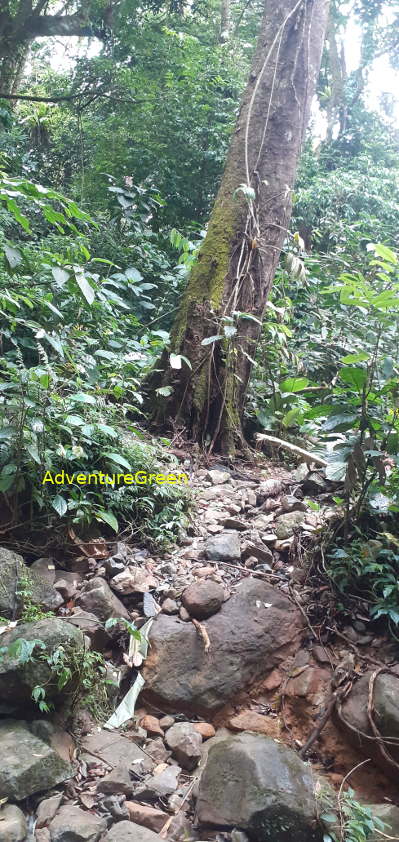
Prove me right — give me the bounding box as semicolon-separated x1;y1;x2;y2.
150;0;330;453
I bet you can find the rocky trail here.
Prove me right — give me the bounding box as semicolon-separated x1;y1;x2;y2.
1;456;399;842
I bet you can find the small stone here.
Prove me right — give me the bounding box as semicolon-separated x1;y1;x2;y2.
0;804;27;842
159;715;175;729
30;557;56;585
193;722;216;739
103;822;160;842
135;765;181;799
223;518;247;531
302;472;327;494
96;764;133;797
290;463;309;482
193;566;215;577
144;737;171;764
36;830;51;842
76;577;129;621
181;580;224;620
280;495;307;512
207;469;231;485
275;511;305;539
227;504;242;514
261;533;278;544
143;593;159;617
204;531;241;561
179;606;190;621
54;578;77;601
161;597;178;614
229;711;273;734
104;557;126;577
165;722;202;770
110;566;158;595
263;668;283;690
257;479;284;497
37;793;63;828
139;715;164;737
49;805;107;842
241;542;273;564
125;802;168;833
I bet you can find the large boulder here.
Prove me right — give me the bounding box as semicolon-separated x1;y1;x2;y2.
0;719;72;800
0;617;84;706
75;577;129;622
0;547;62;619
143;578;302;712
196;732;322;842
336;670;399;776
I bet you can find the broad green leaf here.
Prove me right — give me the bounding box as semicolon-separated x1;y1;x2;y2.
96;510;118;532
4;244;22;268
224;324;237;338
340;352;369;363
74;269;95;305
69;392;96;405
103;452;132;470
125;267;143;282
280;377;309;393
52;494;68;516
325;462;347;481
339;366;367;392
368;243;397;264
52;267;70;286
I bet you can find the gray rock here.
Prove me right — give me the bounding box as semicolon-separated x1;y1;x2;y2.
290;464;309;483
0;618;84;705
241;542;273;564
257;479;284;498
82;729;152;774
337;671;399;775
135;765;181;800
30;558;57;585
103;821;160;842
143;579;302;712
76;577;129;621
49;805;106;842
367;804;399;841
0;547;62;619
196;732;322;842
204;531;241;561
66;609;111;652
165;722;202;770
207;470;231;485
181;581;224;620
97;764;134;797
104;557;126;577
161;598;178;615
280;495;307;513
223;517;247;530
0;803;27;842
37;793;63;828
275;511;305;539
0;720;71;800
302;472;327;494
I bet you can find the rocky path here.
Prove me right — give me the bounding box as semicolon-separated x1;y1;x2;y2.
1;458;399;842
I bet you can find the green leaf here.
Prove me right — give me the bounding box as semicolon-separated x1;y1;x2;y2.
339;367;367;391
69;392;96;405
74;269;95;305
125;267;143;282
321;413;358;432
103;452;131;470
52;494;68;516
96;510;118;532
280;377;309;393
325;462;347;481
201;335;223;346
52;267;70;285
4;244;22;268
340;352;370;363
368;243;397;264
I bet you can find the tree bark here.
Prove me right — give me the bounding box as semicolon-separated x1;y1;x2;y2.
219;0;231;43
149;0;330;453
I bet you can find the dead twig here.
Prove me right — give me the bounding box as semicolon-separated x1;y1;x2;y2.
191;619;211;653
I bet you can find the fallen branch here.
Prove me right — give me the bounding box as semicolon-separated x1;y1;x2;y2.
191;619;211;653
254;433;328;467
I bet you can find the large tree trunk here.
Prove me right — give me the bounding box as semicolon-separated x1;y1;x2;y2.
150;0;330;453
